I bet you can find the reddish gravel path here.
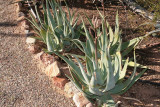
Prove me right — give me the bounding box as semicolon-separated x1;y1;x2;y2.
0;0;74;107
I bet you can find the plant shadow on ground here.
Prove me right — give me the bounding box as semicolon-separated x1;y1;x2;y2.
0;32;23;37
0;22;17;27
66;0;120;10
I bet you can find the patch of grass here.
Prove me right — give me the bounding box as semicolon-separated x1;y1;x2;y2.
135;0;160;21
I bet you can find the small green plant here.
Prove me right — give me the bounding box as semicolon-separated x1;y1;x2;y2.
53;12;147;106
135;0;160;21
28;0;80;53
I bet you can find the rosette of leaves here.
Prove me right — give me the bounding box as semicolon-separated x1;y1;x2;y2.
53;12;147;106
28;0;80;53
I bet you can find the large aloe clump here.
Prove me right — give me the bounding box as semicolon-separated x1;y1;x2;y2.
54;12;147;106
29;0;80;53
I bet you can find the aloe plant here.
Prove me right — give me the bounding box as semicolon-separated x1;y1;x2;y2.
28;0;80;53
53;12;147;106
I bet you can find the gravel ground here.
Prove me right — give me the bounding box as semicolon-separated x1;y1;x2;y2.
0;0;75;107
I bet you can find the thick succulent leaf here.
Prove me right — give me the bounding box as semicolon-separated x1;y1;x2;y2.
46;31;54;52
121;36;143;51
110;42;119;55
118;50;137;90
118;68;147;95
69;54;85;60
108;26;114;46
81;18;95;54
72;39;86;52
42;4;48;27
66;69;83;92
85;14;94;29
73;55;90;85
35;5;43;28
89;86;103;96
72;39;92;60
114;53;121;82
86;40;93;58
103;48;115;92
89;72;97;87
40;29;47;43
27;13;41;31
109;50;137;94
46;0;56;33
96;69;104;85
66;20;75;38
119;58;129;80
122;43;137;57
53;51;86;84
86;57;93;76
66;70;96;103
68;69;97;103
128;61;147;69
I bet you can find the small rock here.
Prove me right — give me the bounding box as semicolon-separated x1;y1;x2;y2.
25;30;34;37
17;16;25;22
86;103;93;107
20;20;27;30
52;77;69;89
115;101;122;107
73;92;90;107
25;30;29;34
28;45;36;54
64;82;79;98
60;65;71;78
26;32;34;37
45;61;61;77
34;51;44;60
18;12;25;17
24;25;30;30
26;37;36;44
16;2;23;13
40;53;54;67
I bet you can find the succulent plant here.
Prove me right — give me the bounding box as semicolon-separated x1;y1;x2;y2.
28;0;81;53
53;12;147;106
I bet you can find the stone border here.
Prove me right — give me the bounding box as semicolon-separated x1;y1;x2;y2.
122;0;154;20
15;2;93;107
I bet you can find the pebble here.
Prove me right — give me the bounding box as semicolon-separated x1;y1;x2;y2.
73;92;90;107
64;82;79;98
26;37;36;44
45;61;61;77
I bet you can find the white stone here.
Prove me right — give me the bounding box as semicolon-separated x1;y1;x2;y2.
64;82;79;98
45;61;61;77
26;37;36;44
86;103;93;107
34;51;44;60
73;92;90;107
25;30;29;34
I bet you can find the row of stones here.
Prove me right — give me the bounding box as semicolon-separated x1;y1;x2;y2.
15;2;93;107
